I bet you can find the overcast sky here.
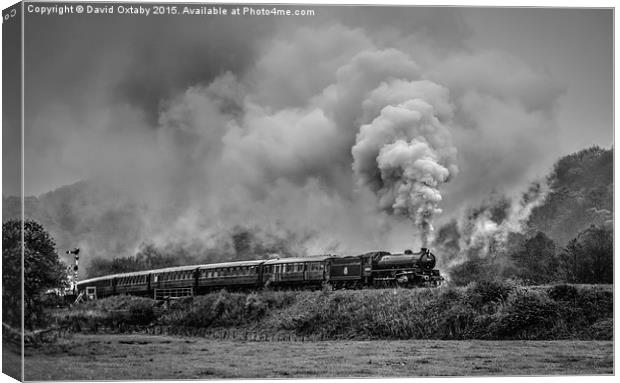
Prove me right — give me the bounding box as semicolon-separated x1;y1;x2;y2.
2;5;612;197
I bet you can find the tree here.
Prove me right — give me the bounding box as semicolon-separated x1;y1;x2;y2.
2;219;68;329
510;232;558;284
558;225;612;283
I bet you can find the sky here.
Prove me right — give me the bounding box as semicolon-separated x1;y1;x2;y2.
0;2;615;256
3;5;610;197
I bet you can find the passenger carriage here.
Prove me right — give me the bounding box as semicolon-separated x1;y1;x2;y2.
115;270;151;296
195;260;265;293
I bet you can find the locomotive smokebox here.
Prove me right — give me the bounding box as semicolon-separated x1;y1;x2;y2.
418;248;436;270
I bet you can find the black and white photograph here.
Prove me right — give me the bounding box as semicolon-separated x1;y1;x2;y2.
1;0;615;381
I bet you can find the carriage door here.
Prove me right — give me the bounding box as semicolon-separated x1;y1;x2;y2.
325;260;331;281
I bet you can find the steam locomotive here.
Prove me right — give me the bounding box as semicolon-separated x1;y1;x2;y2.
76;248;443;300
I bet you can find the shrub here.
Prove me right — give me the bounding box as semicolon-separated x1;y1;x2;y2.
127;300;156;325
466;279;515;306
490;289;560;339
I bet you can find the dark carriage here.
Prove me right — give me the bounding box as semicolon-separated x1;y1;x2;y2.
195;260;265;293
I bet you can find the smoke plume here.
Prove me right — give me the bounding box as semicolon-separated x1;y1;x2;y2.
352;85;458;246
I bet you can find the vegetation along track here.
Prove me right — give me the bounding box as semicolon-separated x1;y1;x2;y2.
52;281;613;341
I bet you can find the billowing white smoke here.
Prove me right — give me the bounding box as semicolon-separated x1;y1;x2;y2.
353;87;458;246
454;183;549;264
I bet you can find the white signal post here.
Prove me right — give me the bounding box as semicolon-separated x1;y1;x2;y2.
66;248;80;294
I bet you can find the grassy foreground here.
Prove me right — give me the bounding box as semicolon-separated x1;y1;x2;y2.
22;334;613;379
55;282;613;340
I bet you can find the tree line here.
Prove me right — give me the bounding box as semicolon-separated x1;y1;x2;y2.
449;224;613;286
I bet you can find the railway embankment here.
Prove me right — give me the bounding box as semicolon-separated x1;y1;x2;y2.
50;282;612;341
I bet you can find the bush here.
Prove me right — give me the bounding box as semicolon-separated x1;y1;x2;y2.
127;301;156;325
490;289;560;339
466;280;515;306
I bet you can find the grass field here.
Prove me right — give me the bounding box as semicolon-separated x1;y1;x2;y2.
20;334;613;380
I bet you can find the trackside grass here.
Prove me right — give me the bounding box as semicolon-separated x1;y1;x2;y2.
52;282;613;340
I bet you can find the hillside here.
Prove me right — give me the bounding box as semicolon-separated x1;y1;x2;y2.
527;146;613;245
432;145;613;285
3;181;147;263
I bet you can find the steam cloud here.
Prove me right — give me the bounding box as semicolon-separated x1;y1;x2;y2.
23;19;565;266
352;83;458;246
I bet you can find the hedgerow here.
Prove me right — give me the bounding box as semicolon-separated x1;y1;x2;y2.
57;282;612;340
